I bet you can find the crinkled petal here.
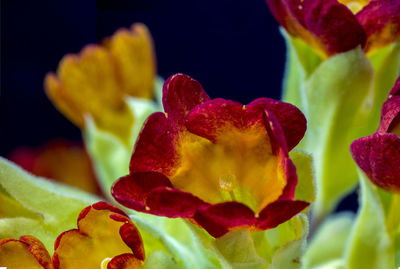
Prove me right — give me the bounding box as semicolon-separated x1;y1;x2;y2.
0;235;52;269
162;73;210;127
265;0;366;56
111;172;172;212
379;77;400;133
53;202;144;269
350;133;400;193
130;112;179;175
357;0;400;54
193;202;256;238
249;98;307;150
256;200;309;229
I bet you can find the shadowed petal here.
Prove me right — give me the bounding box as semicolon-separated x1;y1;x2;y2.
256;200;309;229
193;202;256;238
351;133;400;193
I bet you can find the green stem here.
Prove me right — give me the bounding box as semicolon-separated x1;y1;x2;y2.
387;193;400;236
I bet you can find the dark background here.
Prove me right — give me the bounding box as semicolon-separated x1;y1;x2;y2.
0;0;357;211
1;0;285;155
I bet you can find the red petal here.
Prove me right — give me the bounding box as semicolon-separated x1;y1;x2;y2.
112;173;172;212
108;254;143;269
265;0;366;55
130;112;179;176
351;133;400;193
162;73;210;127
256;200;309;229
379;77;400;133
357;0;400;53
146;187;208;218
250;98;306;150
193;202;256;238
110;214;145;261
186;99;257;142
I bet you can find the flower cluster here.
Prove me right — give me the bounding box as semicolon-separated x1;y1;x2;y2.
2;0;400;268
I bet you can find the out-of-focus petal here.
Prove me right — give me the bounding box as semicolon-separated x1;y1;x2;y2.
357;0;400;54
379;77;400;134
265;0;366;56
351;133;400;193
8;139;100;195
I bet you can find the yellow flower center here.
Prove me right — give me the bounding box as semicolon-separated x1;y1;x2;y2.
169;127;286;214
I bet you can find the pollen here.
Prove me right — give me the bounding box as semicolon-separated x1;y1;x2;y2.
219;173;237;192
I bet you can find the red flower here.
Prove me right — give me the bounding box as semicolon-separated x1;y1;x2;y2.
112;74;309;238
351;77;400;193
265;0;400;56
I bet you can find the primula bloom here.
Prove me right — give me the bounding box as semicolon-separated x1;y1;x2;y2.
265;0;400;57
351;77;400;192
0;235;53;269
112;74;309;238
0;202;145;269
45;23;156;144
8;139;100;195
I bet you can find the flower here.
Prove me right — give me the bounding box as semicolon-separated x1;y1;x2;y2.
112;74;309;238
8;139;100;195
45;23;156;144
351;77;400;192
0;202;145;269
265;0;400;57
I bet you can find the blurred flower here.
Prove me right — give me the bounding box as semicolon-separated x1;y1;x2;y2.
266;0;400;57
112;74;309;238
0;202;145;269
8;139;101;195
45;23;156;144
351;77;400;193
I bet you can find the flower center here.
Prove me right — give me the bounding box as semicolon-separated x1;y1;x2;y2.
170;129;286;213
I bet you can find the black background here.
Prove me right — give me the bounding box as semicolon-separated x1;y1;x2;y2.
1;0;285;154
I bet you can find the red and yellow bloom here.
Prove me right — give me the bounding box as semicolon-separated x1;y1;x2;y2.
266;0;400;57
351;77;400;192
0;202;145;269
112;74;309;238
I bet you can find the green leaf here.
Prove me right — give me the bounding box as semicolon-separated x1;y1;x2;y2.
301;47;375;219
344;171;395;269
290;149;315;205
141;250;182;269
281;28;322;112
130;213;223;269
84;78;163;199
303;213;354;269
0;157;99;252
84;116;131;200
